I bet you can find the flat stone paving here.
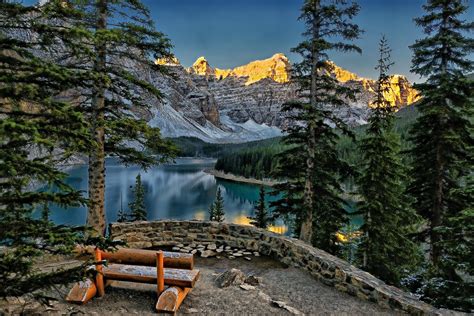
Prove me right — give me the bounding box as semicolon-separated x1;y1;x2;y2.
54;256;401;315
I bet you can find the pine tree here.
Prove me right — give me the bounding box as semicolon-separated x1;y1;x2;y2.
117;209;129;222
270;127;306;236
249;186;271;229
0;0;103;297
210;187;225;223
422;175;473;311
409;0;473;267
53;0;178;235
129;174;147;222
356;36;421;285
208;204;216;221
116;193;129;222
272;0;362;254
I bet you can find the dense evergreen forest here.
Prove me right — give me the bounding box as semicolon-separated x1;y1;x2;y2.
214;105;420;179
170;136;281;158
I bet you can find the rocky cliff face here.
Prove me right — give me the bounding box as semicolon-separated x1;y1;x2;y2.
150;53;419;142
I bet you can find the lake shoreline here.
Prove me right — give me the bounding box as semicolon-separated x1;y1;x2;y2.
204;169;279;187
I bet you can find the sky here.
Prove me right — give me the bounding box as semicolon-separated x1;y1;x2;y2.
27;0;473;83
145;0;473;83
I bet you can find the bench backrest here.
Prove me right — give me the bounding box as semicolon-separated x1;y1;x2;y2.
98;248;193;270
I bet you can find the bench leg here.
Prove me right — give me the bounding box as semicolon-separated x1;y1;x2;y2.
157;251;164;296
66;278;97;304
95;248;105;297
156;286;191;314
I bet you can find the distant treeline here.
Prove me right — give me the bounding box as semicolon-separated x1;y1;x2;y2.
214;142;285;179
170;136;282;158
214;105;420;180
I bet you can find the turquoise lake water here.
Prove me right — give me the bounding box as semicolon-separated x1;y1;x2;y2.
46;157;361;236
47;158;289;234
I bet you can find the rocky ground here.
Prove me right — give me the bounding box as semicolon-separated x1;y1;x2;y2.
2;254;402;315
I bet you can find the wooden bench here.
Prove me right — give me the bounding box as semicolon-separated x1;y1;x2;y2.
66;248;200;314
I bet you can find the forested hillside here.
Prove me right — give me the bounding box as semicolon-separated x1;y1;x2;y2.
170;136;281;158
214;105;420;179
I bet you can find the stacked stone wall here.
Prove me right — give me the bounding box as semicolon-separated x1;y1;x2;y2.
110;220;440;315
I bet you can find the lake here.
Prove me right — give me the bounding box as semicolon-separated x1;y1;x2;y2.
47;158;290;234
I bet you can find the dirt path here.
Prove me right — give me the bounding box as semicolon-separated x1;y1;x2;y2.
37;256;400;315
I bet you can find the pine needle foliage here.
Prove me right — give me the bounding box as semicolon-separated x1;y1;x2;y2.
46;0;180;235
407;0;473;310
423;175;473;311
356;36;421;285
209;187;225;222
0;0;118;298
249;186;271;229
271;0;362;255
129;173;147;222
408;0;473;266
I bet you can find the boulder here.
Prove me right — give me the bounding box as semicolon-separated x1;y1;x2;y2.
245;275;260;286
215;269;246;288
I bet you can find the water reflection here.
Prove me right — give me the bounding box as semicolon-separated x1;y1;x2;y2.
47;158;289;234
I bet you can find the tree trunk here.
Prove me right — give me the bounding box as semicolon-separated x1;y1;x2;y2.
431;144;444;266
299;0;320;244
430;4;448;266
301;121;315;243
86;0;107;236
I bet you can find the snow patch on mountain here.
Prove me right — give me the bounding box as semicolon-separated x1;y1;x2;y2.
148;105;281;143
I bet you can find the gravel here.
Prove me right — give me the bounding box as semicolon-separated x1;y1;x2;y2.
38;255;402;315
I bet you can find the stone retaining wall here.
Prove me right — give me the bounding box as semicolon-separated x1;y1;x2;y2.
109;220;440;315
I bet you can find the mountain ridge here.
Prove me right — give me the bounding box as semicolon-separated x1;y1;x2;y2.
150;53;420;142
159;53;419;108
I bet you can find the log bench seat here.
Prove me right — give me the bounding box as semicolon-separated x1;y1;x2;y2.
66;247;199;314
102;263;200;288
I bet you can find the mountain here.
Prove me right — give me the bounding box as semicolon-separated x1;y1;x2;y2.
324;61;419;108
4;8;420;144
188;53;290;85
148;53;419;143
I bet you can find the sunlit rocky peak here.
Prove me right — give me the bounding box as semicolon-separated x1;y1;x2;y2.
187;53;291;85
324;61;420;107
155;55;181;66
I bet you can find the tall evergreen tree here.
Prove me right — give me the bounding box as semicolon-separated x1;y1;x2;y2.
54;0;178;235
209;187;225;223
249;186;271;229
356;37;421;285
423;175;473;311
272;0;361;254
408;0;473;266
0;0;102;297
129;174;147;222
270;127;306;236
